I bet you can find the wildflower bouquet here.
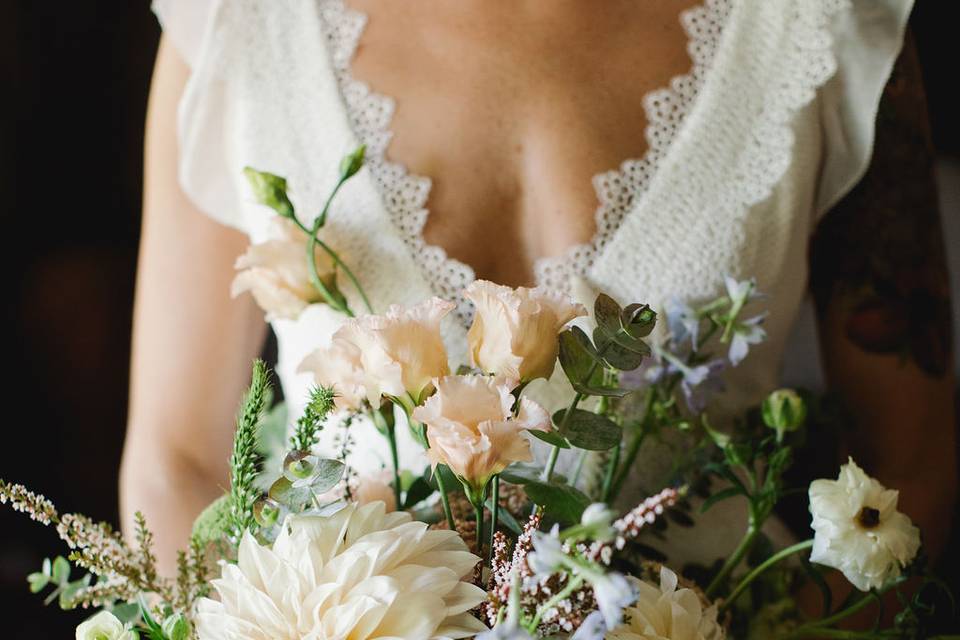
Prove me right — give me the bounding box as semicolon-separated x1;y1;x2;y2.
3;149;956;640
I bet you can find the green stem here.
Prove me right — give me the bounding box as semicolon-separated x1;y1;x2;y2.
601;442;621;503
489;475;499;561
526;575;585;631
789;590;888;636
705;521;759;597
305;224;352;316
314;236;374;314
721;539;814;612
541;444;564;482
474;502;485;557
435;468;457;532
571;449;588;487
384;421;402;511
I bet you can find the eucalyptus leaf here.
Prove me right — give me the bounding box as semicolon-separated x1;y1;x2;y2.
309;459;346;495
268;476;312;509
51;556;70;585
570;381;632;398
594;293;623;337
558;327;602;383
522;480;590;523
500;463;568;486
621;303;657;339
553;409;621;451
530;429;570;449
27;572;49;593
601;338;649;371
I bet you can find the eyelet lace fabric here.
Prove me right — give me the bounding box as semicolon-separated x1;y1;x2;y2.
318;0;732;325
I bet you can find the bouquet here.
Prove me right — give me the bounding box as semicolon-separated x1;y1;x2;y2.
3;148;955;640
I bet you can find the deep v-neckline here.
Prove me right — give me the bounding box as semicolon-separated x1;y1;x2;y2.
317;0;732;324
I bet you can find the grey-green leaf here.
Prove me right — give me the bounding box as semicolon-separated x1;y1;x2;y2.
553;409;622;451
570;381;632;398
522;481;591;523
309;459;346;495
530;429;571;449
558;327;602;384
594;293;623;337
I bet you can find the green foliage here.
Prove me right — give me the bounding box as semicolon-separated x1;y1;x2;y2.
552;408;621;451
291;386;336;452
27;556;92;610
267;452;345;510
242;167;295;218
229;359;272;541
191;494;232;550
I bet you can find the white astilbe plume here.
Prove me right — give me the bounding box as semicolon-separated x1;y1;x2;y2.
196;502;488;639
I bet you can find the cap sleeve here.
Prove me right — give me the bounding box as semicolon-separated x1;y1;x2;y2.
813;0;915;218
151;0;219;69
150;0;262;234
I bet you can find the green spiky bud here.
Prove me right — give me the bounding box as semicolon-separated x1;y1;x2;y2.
243;167;295;218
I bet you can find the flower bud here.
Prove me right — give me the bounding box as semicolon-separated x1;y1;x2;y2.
243;167;295;218
339;145;366;180
762;389;806;438
579;502;617;542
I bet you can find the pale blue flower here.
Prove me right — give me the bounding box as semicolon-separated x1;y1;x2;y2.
584;569;638;629
476;621;534;640
526;526;565;576
724;275;763;307
571;611;607;640
666;297;700;350
728;313;767;366
680;358;727;413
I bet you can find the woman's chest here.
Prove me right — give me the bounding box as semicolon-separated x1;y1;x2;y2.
346;0;701;286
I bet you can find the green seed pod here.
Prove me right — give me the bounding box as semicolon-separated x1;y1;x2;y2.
339;145;366;180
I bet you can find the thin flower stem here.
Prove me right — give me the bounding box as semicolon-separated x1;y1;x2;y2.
721;539;814;612
435;469;457;532
314;236;374;314
705;520;759;597
489;475;499;561
571;449;589;486
601;442;621;503
474;502;485;557
305;226;352;316
788;588;891;636
384;421;402;511
526;575;585;631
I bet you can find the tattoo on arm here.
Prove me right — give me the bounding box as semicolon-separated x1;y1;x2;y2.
809;33;953;377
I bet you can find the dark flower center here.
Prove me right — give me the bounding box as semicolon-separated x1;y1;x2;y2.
857;506;881;529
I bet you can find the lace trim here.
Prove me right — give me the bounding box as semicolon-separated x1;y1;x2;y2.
319;0;730;323
534;0;733;295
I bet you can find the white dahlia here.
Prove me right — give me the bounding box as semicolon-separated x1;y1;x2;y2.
196;502;487;639
607;566;724;640
809;458;921;592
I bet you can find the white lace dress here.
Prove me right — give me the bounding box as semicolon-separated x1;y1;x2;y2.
152;0;913;564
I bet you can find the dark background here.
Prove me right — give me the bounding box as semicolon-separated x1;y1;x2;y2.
2;2;958;636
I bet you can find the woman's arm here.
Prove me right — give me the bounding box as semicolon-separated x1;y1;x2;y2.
808;33;956;614
120;35;268;574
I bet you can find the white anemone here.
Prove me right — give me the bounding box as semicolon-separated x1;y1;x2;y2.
809;458;921;592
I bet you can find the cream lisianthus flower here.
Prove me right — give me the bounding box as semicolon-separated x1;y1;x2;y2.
412;375;550;494
299;298;455;409
196;502;487;640
75;611;137;640
231;217;337;320
464;280;586;382
809;458;921;592
607;566;724;640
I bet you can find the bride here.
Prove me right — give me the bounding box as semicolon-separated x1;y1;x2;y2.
122;0;955;586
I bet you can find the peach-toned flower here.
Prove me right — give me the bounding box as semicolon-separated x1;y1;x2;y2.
297;338;367;411
464;280;586;382
231;217;336;320
412;375;550;493
354;470;398;512
298;298;455;409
